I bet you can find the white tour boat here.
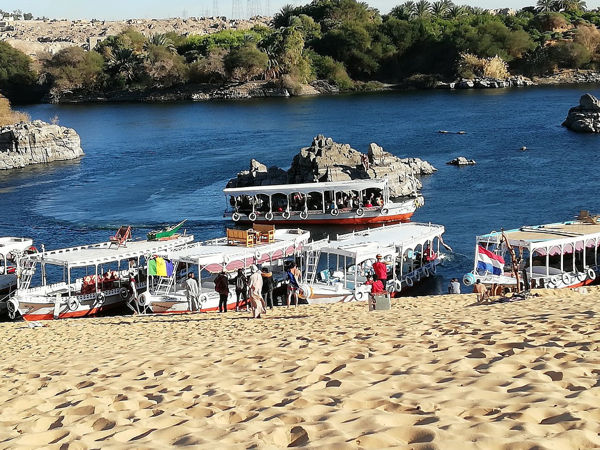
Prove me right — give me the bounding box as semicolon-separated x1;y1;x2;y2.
7;234;193;320
223;179;423;225
298;222;447;304
134;226;310;314
463;217;600;290
0;237;36;301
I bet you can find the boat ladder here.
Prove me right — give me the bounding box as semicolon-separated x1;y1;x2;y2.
305;249;321;284
154;262;179;294
18;259;36;290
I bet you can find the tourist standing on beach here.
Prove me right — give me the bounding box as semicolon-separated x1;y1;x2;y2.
214;271;229;313
372;254;388;289
185;272;200;311
248;265;266;318
286;263;300;307
261;267;275;309
234;268;248;312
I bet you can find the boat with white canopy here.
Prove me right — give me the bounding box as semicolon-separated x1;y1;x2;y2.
134;227;310;314
7;234;193;320
223;179;423;225
298;222;447;304
463;215;600;291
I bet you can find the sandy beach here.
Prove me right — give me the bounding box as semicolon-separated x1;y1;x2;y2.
1;288;599;449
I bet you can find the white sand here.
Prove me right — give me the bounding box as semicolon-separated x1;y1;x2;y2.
1;288;600;448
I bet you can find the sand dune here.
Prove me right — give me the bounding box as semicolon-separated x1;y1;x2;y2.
1;288;600;448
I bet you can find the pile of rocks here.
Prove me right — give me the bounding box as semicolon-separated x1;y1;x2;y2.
0;120;84;169
562;93;600;133
447;156;476;166
436;76;534;90
227;135;436;198
535;70;600;85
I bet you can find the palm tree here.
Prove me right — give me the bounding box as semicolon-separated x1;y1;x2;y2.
537;0;558;12
466;5;485;15
431;1;449;17
144;33;176;53
107;48;142;82
447;4;466;18
390;1;417;20
563;0;587;11
273;4;296;28
415;0;431;18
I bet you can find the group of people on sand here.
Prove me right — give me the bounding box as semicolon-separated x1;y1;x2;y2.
202;262;304;319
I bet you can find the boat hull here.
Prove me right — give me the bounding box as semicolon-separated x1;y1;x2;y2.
238;212;413;226
141;290;249;314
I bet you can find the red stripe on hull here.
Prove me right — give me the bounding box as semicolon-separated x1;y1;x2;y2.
239;213;413;226
22;302;122;321
566;279;594;289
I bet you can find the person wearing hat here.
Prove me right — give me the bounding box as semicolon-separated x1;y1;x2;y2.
248;264;266;318
372;254;388;289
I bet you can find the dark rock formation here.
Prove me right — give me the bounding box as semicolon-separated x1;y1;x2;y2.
0;120;84;169
447;156;476;166
227;135;436;198
562;94;600;133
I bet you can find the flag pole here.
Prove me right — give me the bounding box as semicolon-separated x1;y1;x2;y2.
501;228;521;293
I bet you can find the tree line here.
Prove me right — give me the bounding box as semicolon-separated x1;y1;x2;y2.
2;0;600;102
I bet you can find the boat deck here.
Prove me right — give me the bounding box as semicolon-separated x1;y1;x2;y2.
479;222;600;247
26;235;194;268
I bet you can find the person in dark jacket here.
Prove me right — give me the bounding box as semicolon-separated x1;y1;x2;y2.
261;267;275;309
234;268;248;311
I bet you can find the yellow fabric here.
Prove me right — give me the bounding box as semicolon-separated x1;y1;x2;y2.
155;257;167;277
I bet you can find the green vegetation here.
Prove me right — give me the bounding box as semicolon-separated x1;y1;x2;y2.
4;0;600;101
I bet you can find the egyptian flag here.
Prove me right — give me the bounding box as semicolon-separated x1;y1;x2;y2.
476;246;505;275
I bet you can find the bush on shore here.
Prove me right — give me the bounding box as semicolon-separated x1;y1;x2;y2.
0;95;30;126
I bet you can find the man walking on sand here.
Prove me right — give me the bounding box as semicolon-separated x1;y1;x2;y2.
372;254;388;289
248;265;266;318
185;272;200;311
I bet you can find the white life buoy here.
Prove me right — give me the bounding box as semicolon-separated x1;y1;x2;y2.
587;268;596;280
199;293;209;304
405;276;414;287
386;282;395;293
119;287;130;299
577;271;586;282
96;292;105;304
546;277;556;288
300;211;308;220
7;298;18;320
356;208;364;217
282;211;291;220
67;297;80;311
299;284;312;300
249;212;257;222
232;212;240;222
382;208;389;215
265;211;274;221
354;290;365;301
331;208;339;216
550;274;560;286
561;273;571;285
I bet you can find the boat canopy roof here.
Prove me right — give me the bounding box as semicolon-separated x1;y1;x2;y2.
0;237;33;254
312;222;445;260
477;221;600;252
160;228;310;269
25;235;194;268
223;179;388;197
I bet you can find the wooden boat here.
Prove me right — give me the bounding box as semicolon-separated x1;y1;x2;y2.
223;179;423;225
463;218;600;290
133;227;310;314
298;223;447;304
0;237;35;302
7;234;194;321
147;219;186;241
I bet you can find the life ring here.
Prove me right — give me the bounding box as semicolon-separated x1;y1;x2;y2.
356;208;364;217
577;271;586;282
96;291;105;304
7;298;18;320
550;274;560;286
26;246;38;254
199;293;209;305
587;268;596;280
405;276;414;287
249;212;257;222
67;297;80;311
298;284;312;300
546;277;556;288
354;290;365;301
300;211;308;220
232;212;240;222
561;273;571;285
138;293;150;307
119;287;130;300
331;209;339;216
265;211;274;221
463;273;475;286
282;211;291;220
382;208;389;215
386;282;396;293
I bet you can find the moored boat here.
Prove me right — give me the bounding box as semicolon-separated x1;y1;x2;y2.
463;216;600;291
134;226;310;314
298;222;447;304
0;237;36;302
147;219;187;241
223;179;423;225
7;234;194;321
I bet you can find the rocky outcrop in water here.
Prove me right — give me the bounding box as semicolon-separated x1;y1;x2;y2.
436;76;533;89
562;94;600;133
0;120;84;169
227;135;436;197
447;156;476;166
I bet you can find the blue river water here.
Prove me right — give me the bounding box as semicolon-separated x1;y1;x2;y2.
4;85;600;295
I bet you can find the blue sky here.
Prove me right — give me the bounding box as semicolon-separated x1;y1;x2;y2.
2;1;599;20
